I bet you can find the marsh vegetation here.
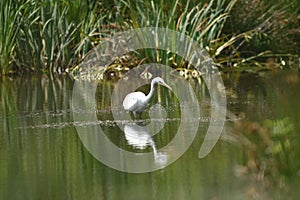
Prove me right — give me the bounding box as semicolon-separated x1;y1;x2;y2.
0;0;299;75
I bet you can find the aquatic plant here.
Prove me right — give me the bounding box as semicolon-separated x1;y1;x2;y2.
0;0;22;74
120;0;237;69
0;0;299;75
14;0;105;74
221;0;300;67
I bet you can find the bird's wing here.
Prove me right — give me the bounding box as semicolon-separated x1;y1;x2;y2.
123;92;146;111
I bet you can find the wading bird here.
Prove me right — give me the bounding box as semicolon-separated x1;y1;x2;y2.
123;77;172;119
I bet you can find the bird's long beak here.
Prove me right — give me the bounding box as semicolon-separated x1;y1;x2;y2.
162;83;172;91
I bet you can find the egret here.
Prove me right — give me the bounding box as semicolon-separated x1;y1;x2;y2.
123;77;172;119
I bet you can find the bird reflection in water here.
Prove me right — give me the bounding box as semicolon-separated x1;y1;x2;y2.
124;121;167;166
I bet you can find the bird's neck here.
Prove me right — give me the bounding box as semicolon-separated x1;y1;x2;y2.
143;81;155;104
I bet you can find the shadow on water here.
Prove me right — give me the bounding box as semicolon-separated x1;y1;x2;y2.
0;71;300;199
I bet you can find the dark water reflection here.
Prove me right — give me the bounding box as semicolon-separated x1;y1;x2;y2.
0;71;300;199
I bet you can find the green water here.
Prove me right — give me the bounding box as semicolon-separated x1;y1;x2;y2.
1;70;300;200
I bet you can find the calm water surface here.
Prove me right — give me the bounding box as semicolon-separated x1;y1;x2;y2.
0;70;300;200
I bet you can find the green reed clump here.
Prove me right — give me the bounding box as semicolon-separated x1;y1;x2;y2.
220;0;300;67
14;0;105;74
0;0;23;74
1;0;299;75
0;0;106;75
118;0;237;69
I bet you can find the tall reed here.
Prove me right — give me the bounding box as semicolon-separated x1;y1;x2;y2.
119;0;237;68
0;0;22;74
13;0;105;74
0;0;299;75
221;0;300;66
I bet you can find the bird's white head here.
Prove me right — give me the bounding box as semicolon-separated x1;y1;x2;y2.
151;77;172;90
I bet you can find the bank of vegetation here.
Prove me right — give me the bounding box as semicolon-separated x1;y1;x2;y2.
0;0;299;75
